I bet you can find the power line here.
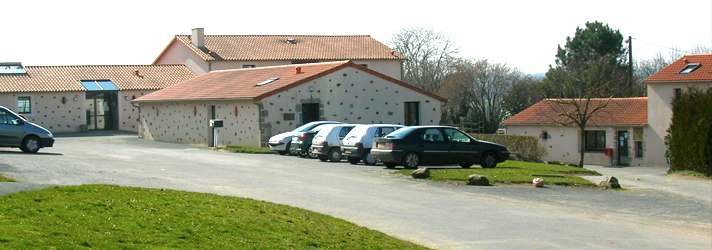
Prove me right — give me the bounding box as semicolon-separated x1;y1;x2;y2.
631;37;693;54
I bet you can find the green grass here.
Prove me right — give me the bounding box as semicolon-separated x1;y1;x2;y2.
396;161;601;187
667;170;711;179
0;174;16;182
222;145;276;154
0;185;428;249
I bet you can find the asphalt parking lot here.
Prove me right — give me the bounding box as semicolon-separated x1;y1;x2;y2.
1;132;711;249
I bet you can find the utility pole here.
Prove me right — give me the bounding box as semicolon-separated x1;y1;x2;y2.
628;36;633;96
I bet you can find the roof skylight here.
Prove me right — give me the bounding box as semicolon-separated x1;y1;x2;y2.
0;63;26;74
679;63;700;74
80;80;119;91
256;78;279;86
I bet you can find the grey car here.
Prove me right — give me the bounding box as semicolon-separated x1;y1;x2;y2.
0;106;54;153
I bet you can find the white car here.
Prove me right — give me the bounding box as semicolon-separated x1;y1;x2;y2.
341;124;405;165
310;124;358;162
268;121;342;155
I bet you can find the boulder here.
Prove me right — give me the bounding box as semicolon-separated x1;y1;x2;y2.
467;175;490;186
411;168;430;179
533;178;546;187
598;176;621;189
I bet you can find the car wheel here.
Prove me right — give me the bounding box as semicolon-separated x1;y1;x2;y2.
480;151;498;169
402;152;420;169
21;136;40;153
363;151;377;165
327;148;341;162
384;163;397;169
287;142;296;156
318;155;328;162
459;163;473;169
347;156;361;165
307;148;318;159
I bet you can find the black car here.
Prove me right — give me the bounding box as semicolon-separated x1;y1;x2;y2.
290;125;330;158
371;126;510;169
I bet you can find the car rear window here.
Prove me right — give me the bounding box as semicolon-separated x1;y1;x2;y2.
384;127;415;139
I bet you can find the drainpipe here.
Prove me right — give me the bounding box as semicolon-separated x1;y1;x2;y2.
131;102;142;138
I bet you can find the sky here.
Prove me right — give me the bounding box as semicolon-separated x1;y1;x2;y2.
3;0;711;74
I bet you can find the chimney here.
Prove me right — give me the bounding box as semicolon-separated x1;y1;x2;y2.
191;28;205;48
296;66;302;74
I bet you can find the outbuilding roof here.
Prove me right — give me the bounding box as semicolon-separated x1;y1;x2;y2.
0;64;195;93
502;97;648;126
154;35;405;63
645;54;712;82
132;61;445;103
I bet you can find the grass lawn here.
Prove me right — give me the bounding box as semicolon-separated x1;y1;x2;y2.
0;185;428;249
0;174;16;182
395;161;601;187
221;145;275;154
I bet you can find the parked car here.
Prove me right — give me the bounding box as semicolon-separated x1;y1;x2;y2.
371;126;510;169
290;124;334;158
341;124;405;165
268;121;342;155
0;106;54;153
310;124;358;162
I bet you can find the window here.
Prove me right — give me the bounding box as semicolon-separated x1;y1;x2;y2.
80;80;118;91
242;65;255;68
375;127;397;138
0;109;23;125
420;128;444;142
256;78;279;86
358;64;368;68
17;97;31;114
404;102;420;126
0;63;26;74
444;128;471;143
539;131;551;141
585;130;606;152
674;88;682;99
679;63;700;74
635;141;644;158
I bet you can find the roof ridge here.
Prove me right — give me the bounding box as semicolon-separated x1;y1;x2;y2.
25;64;188;68
208;61;351;74
176;34;371;37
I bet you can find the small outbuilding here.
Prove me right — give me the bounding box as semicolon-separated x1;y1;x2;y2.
132;61;446;147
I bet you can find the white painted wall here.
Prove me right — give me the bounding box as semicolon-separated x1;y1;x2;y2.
154;41;210;75
138;100;260;147
118;90;154;132
0;92;85;133
646;81;712;167
506;125;645;166
260;66;442;138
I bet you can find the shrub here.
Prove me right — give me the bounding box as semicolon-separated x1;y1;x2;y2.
666;87;712;176
470;134;547;161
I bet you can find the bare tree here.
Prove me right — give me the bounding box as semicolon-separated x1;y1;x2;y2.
441;59;523;133
389;27;459;94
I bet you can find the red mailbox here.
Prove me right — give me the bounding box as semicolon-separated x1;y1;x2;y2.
604;148;614;157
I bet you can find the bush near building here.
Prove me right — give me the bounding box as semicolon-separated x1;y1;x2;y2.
470;134;547;161
666;87;712;176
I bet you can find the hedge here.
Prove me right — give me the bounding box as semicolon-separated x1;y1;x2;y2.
666;87;712;176
470;134;547;161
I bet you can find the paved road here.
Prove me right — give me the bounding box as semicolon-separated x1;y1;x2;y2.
1;133;710;249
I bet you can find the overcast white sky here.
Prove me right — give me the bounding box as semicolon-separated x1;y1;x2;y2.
3;0;711;74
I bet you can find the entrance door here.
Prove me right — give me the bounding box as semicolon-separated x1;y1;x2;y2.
404;102;420;126
302;103;319;124
617;131;629;166
86;92;117;130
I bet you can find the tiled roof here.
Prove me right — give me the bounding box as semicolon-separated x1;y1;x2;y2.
645;54;712;82
133;61;445;103
0;65;195;93
155;35;405;63
502;97;648;126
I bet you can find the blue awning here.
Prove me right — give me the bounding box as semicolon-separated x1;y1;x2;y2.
80;80;118;91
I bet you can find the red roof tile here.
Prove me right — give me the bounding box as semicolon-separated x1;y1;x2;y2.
154;35;405;63
502;97;648;126
133;61;445;103
645;54;712;82
0;65;195;93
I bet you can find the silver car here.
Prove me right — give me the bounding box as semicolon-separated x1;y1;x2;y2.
0;106;54;153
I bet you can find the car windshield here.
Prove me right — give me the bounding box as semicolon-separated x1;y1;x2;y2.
384;127;416;139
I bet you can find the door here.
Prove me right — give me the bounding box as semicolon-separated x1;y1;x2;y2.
618;131;629;166
443;128;479;164
302;103;320;124
0;108;24;146
86;92;118;130
404;102;420;126
417;128;451;165
208;105;216;147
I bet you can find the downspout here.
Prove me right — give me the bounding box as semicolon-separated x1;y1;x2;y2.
131;102;142;138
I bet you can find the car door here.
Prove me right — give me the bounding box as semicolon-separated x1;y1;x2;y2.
443;128;479;164
417;128;451;165
0;109;25;146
